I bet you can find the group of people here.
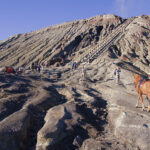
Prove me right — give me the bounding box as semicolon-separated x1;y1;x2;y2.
4;66;25;74
70;60;121;83
30;61;47;73
4;60;122;84
71;62;77;70
31;62;41;73
4;61;48;75
80;64;121;84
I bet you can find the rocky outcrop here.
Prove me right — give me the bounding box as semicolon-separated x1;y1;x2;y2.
113;16;150;73
0;108;31;150
36;101;83;150
0;72;67;150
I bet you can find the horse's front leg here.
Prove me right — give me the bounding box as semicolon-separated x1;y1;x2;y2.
146;94;150;112
139;94;145;111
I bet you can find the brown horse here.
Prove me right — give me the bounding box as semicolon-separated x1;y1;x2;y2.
133;74;150;112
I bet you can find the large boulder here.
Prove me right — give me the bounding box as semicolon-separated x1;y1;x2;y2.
113;110;150;150
0;108;31;150
80;138;102;150
36;101;83;150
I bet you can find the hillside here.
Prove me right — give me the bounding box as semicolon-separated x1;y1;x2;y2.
0;14;150;150
0;14;124;68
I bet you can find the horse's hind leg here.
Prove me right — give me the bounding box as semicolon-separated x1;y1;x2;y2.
136;95;140;108
139;94;145;111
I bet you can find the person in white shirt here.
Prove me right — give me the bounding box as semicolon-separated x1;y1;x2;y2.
114;67;121;84
82;66;86;80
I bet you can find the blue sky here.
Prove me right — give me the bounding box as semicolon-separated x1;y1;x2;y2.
0;0;149;41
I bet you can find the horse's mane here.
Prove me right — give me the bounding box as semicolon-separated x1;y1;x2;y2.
134;74;148;80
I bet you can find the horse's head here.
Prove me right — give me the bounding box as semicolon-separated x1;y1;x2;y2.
133;74;141;86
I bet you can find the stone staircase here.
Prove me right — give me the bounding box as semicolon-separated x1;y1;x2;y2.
77;17;135;66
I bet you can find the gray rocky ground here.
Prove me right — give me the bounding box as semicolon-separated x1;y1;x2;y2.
0;14;150;150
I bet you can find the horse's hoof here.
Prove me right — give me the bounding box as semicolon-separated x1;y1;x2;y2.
142;108;145;111
147;106;150;112
147;109;150;112
136;105;138;108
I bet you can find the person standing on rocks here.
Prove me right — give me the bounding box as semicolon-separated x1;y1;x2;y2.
18;66;25;74
71;62;74;70
37;64;41;73
41;62;45;70
114;67;121;84
31;62;35;71
74;62;77;69
82;65;86;80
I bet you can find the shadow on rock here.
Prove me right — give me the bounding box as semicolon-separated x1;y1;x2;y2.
0;94;32;121
72;87;82;97
116;61;147;78
43;86;67;104
0;73;31;84
76;102;107;133
5;83;32;94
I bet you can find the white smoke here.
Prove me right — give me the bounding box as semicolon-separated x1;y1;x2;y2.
115;0;128;18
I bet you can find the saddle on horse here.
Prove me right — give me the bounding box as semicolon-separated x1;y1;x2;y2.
137;76;149;89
